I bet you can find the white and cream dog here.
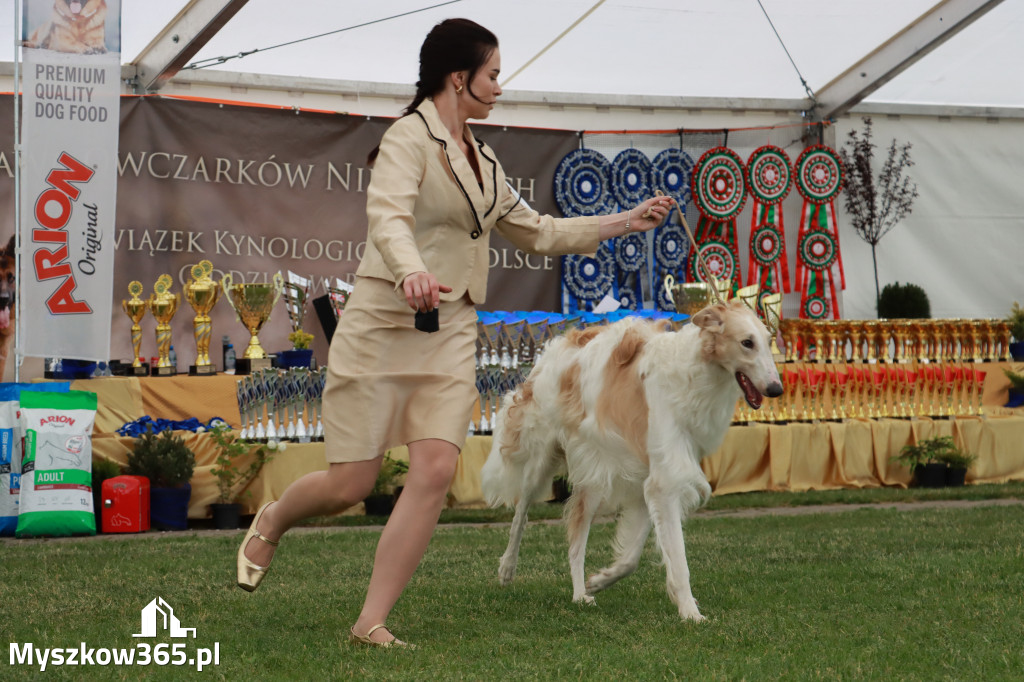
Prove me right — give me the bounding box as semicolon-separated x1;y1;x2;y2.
481;301;782;621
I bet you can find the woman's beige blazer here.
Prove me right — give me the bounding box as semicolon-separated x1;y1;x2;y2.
356;99;601;304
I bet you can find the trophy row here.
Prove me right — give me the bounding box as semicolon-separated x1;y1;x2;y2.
778;318;1015;364
735;362;989;424
120;260;353;376
235;367;327;442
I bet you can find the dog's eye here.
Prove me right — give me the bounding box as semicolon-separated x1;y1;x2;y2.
741;339;755;350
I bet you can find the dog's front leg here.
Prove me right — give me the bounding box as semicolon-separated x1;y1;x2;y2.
565;487;599;605
644;479;705;622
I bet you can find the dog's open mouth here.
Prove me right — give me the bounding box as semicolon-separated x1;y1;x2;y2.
736;372;763;410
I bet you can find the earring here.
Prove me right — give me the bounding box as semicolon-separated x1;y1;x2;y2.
456;85;463;94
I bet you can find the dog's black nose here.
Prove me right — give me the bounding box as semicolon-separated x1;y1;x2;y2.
765;381;783;398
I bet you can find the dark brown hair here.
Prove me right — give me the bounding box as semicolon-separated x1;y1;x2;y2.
368;19;498;165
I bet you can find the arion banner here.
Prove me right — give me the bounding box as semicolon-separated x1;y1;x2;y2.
18;0;122;360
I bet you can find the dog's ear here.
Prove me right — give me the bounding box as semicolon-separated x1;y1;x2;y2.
691;305;726;334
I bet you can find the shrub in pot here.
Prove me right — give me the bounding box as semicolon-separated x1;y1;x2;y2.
364;453;408;516
126;428;196;530
1006;302;1024;360
206;420;279;529
877;282;931;319
892;436;957;488
936;448;978;487
1004;369;1024;408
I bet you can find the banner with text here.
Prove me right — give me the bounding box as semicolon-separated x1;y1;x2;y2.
0;95;578;370
19;0;122;360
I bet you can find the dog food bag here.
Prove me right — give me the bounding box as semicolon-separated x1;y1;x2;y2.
0;382;71;536
15;389;98;538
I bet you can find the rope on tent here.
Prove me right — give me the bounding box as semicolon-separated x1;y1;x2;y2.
501;0;608;89
755;0;819;113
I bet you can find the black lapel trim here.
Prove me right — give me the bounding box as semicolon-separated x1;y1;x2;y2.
413;110;484;238
498;180;524;221
476;139;499;218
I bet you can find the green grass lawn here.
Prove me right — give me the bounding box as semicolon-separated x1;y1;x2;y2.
3;493;1023;680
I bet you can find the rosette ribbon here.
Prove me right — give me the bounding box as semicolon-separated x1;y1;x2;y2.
746;145;793;295
794;145;845;320
689;147;747;296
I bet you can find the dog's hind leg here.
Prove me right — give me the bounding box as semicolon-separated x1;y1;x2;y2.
645;479;705;622
497;452;561;586
565;486;601;605
585;501;651;595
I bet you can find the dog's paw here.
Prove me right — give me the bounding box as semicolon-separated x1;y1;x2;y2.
572;593;596;606
585;571;612;594
678;598;706;622
497;558;517;586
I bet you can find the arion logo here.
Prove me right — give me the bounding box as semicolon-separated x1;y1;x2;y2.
133;598;196;639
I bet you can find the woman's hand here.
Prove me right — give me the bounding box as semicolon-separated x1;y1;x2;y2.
629;196;673;232
402;271;453;312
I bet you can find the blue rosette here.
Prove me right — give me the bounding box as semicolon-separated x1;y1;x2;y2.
561;241;615;305
651;148;695;206
553;148;617;217
611;148;652;209
614;233;647;273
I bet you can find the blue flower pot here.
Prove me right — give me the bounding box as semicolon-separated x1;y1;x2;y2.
277;349;314;369
150;483;191;530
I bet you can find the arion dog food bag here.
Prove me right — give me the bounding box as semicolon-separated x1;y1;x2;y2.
0;382;71;536
16;390;98;538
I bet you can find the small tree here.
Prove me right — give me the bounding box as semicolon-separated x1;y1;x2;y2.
839;117;919;313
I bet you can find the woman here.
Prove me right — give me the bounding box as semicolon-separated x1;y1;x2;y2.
236;18;671;648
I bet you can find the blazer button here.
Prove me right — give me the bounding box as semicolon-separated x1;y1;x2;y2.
471;230;480;239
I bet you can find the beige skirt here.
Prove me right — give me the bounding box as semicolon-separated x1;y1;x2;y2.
321;276;479;463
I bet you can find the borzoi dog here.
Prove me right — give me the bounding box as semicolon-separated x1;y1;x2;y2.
481;302;782;621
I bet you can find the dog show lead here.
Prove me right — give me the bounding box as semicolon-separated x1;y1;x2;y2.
235;17;672;648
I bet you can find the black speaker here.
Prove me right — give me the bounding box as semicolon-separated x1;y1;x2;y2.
313;294;337;344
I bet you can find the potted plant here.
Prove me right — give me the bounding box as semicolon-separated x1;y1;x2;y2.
936;447;978;487
1003;368;1024;408
892;435;957;488
279;330;315;368
877;282;930;319
125;427;196;530
1006;302;1024;360
206;420;281;529
363;453;408;516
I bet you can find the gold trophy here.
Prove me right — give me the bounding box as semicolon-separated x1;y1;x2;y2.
664;274;713;323
761;292;784;358
222;271;285;375
121;281;151;376
185;260;220;376
147;274;180;376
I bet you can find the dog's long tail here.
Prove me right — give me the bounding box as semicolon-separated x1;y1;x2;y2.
481;380;560;508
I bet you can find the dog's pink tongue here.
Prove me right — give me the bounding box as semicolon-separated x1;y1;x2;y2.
70;1;83;14
0;308;9;331
736;372;763;409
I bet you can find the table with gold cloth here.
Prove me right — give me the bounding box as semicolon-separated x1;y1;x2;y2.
76;367;1024;519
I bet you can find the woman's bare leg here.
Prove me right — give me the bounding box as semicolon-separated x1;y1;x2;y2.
243;458;382;567
351;438;459;643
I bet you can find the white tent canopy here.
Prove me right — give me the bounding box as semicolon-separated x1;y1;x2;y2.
3;0;1022;321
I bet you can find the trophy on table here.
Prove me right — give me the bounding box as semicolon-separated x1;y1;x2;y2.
222;271;284;375
148;274;179;376
663;274;713;323
760;292;784;358
185;260;220;375
121;281;151;376
283;271;311;334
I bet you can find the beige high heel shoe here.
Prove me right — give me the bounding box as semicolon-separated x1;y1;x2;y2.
236;501;279;592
